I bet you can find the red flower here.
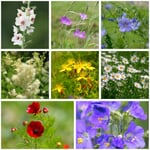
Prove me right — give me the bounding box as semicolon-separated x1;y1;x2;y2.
27;121;44;138
43;107;49;113
26;102;41;114
63;144;70;149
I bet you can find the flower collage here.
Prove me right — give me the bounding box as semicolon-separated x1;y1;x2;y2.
1;0;149;150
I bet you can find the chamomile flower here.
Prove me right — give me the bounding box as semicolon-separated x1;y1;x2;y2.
117;65;125;72
134;82;142;89
104;65;112;73
130;55;139;63
115;73;122;80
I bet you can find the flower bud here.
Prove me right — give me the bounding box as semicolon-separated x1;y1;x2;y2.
63;144;69;149
56;142;62;147
22;121;28;126
43;107;49;113
11;127;17;132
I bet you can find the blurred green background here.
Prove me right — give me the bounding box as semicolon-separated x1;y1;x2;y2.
2;2;49;49
2;101;74;148
52;1;99;48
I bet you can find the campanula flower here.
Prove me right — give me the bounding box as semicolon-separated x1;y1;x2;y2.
74;29;86;39
60;16;72;26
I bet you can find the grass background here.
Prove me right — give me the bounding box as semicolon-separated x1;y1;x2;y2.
2;101;74;148
2;2;49;49
52;1;99;48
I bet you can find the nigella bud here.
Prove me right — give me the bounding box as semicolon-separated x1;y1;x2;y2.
43;107;49;113
11;127;17;132
56;142;62;147
22;121;28;126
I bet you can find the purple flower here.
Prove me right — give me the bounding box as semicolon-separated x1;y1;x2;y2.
103;101;121;111
76;132;92;149
118;14;132;32
60;16;72;26
97;134;115;149
130;18;140;30
118;13;140;32
105;4;113;10
88;104;110;130
80;13;87;20
112;136;124;149
123;102;147;120
101;44;106;49
101;29;106;37
76;119;92;148
124;121;145;149
74;29;86;39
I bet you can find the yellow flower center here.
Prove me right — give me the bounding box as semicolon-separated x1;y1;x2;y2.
104;142;110;147
78;138;84;144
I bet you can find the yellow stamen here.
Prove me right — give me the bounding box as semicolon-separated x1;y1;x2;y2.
77;138;83;144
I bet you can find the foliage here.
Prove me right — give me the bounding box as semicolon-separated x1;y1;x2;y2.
101;51;149;99
102;2;149;48
52;52;99;99
2;51;49;99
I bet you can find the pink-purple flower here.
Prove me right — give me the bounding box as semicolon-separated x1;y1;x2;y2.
74;29;86;39
80;13;87;20
60;16;72;26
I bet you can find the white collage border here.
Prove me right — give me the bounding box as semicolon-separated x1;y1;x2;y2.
0;0;150;150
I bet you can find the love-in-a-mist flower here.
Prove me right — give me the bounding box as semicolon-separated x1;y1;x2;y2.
27;121;44;138
74;29;86;39
26;102;41;115
123;102;147;120
60;16;72;26
80;13;87;20
124;121;145;149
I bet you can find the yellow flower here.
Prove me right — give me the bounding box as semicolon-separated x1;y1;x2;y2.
59;64;72;72
76;72;88;81
84;62;95;70
67;59;75;65
52;84;65;94
73;61;86;74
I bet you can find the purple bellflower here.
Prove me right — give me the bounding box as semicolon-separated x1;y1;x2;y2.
123;102;147;120
60;16;72;26
124;121;145;149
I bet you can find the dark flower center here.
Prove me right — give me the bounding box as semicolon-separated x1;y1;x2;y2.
33;128;39;134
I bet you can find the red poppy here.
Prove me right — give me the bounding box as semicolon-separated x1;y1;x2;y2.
26;102;41;114
27;121;44;138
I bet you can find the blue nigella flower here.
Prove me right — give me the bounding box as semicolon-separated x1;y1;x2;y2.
123;102;147;120
124;121;145;149
117;13;140;32
101;29;107;37
112;136;124;149
105;4;113;10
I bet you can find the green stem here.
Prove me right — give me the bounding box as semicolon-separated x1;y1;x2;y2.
35;138;37;149
27;1;30;8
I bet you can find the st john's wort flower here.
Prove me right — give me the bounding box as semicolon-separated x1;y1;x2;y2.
27;121;44;138
80;13;87;20
60;16;72;26
124;121;145;149
74;29;86;39
123;102;147;120
26;102;41;115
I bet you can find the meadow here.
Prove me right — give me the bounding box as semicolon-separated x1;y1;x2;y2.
101;51;149;99
52;1;99;49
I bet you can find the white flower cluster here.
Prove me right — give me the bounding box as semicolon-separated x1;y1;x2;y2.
11;2;36;48
9;59;40;98
101;52;149;90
